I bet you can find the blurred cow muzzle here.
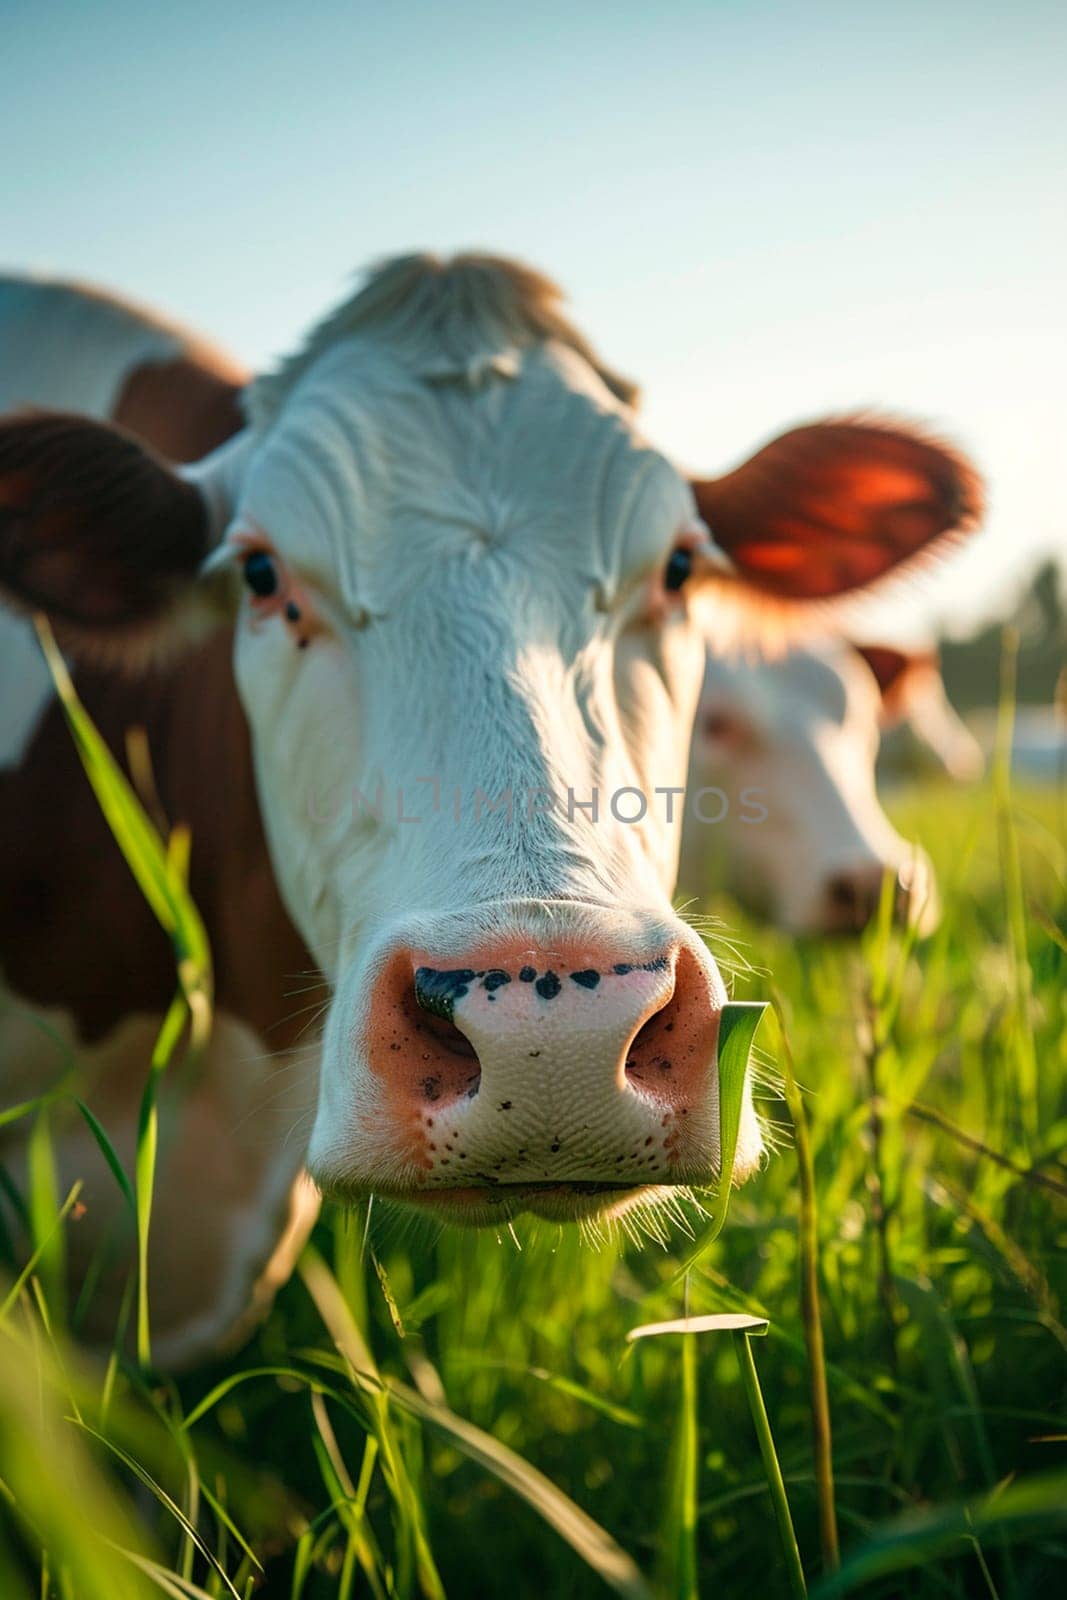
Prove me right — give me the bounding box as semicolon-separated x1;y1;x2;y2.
817;849;939;936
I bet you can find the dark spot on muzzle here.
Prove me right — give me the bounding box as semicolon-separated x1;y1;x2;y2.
414;967;477;1022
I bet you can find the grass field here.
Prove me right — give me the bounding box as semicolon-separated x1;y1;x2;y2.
1;678;1065;1598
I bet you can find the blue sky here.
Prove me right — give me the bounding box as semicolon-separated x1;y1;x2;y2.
4;0;1064;641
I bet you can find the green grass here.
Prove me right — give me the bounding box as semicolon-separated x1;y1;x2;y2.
1;666;1065;1596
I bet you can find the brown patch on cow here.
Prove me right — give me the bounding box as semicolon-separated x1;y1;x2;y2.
0;626;313;1052
0;328;308;1069
10;274;249;454
113;353;246;465
0;312;316;1364
0;1005;319;1368
691;416;983;601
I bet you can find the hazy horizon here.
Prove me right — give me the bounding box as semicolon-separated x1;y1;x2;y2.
4;0;1064;644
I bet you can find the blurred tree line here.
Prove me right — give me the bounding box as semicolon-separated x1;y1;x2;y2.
939;558;1066;710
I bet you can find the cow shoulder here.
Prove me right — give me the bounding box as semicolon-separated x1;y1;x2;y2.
0;627;313;1051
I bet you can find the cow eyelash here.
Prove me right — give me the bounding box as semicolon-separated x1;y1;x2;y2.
242;549;280;598
209;537;317;647
241;552;307;631
671;524;735;586
649;527;731;618
239;549;291;621
664;546;695;592
702;710;737;740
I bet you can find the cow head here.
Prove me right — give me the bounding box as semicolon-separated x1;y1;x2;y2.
855;644;985;783
682;641;943;934
0;254;981;1227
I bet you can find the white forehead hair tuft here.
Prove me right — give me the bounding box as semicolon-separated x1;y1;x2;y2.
246;253;639;428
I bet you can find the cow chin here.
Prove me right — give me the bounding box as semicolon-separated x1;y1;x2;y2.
320;1179;678;1230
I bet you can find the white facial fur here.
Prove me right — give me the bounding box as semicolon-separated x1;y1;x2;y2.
683;641;939;933
209;324;753;1204
228;337;704;959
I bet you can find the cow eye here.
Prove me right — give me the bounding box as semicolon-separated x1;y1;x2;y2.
703;710;736;741
242;550;279;598
664;546;694;593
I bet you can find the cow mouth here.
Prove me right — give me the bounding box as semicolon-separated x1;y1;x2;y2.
378;1180;650;1226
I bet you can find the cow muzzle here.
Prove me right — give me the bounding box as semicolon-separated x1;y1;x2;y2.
310;904;762;1224
815;846;940;936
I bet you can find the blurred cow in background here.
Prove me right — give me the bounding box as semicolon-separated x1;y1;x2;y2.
680;638;983;934
856;643;984;784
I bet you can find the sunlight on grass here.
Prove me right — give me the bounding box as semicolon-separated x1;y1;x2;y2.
1;631;1064;1595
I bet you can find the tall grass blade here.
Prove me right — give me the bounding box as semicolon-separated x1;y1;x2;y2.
670;1001;767;1282
70;1420;243;1600
708;1001;766;1241
0;1325;156;1600
659;1327;699;1600
0;1182;83;1324
34;616;215;1368
771;992;839;1574
302;1251;653;1600
75;1099;137;1219
628;1314;769;1341
135;990;188;1371
33;617;213;1044
25;1106;66;1326
0;1072;75;1131
627;1316;804;1596
992;627;1038;1148
734;1330;808;1599
301;1250;444;1600
812;1470;1067;1597
308;1398;389;1600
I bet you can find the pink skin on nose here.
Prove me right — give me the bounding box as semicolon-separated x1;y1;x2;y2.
362;941;722;1189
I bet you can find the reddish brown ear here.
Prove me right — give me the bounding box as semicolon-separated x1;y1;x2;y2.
691;419;982;600
0;411;210;642
854;642;935;703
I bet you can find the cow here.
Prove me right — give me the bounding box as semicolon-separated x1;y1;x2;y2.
679;638;983;933
855;643;985;785
0;257;982;1365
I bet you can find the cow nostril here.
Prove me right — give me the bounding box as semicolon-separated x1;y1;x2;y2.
623;945;713;1102
625;1003;676;1086
412;967;480;1059
825;870;885;929
827;874;860;912
416;1008;480;1060
414;965;476;1021
385;964;482;1103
